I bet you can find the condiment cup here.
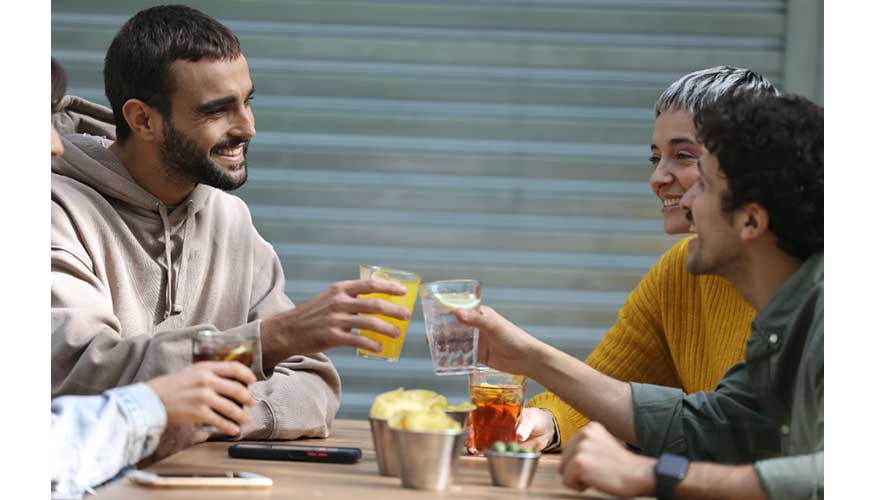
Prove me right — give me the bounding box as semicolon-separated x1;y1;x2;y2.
485;450;541;489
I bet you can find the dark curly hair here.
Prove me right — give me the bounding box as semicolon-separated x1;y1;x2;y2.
695;95;823;260
104;5;241;143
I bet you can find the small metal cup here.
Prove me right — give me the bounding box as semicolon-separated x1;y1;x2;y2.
368;418;401;477
485;450;541;489
393;427;469;490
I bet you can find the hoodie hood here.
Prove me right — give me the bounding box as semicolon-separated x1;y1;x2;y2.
52;95;117;140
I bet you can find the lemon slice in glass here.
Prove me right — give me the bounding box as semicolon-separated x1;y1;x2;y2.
433;292;481;311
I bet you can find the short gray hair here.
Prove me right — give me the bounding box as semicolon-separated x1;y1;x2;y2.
655;66;779;117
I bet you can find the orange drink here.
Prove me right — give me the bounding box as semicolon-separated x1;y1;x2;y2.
356;265;421;362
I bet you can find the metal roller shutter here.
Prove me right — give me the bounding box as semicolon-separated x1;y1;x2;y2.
53;0;790;417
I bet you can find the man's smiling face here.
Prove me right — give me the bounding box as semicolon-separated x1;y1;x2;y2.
680;150;745;278
158;55;256;191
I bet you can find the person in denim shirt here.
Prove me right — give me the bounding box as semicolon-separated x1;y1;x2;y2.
457;94;822;499
50;362;256;499
51;58;257;499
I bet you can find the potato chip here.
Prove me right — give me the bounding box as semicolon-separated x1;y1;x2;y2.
387;409;461;432
369;388;448;419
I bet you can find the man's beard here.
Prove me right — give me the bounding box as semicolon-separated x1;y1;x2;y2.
159;119;248;192
686;233;744;279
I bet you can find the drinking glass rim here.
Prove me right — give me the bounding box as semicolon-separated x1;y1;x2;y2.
421;279;481;290
469;369;527;385
193;330;257;341
360;264;422;283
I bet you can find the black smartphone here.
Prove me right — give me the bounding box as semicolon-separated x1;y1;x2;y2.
228;443;362;464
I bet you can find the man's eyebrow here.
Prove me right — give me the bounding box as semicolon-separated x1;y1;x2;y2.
195;87;255;114
196;96;233;113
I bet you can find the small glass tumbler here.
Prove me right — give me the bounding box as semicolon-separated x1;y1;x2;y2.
420;279;482;375
191;330;257;434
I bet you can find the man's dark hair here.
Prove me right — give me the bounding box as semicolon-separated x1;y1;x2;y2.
695;94;823;260
104;5;242;142
51;57;68;113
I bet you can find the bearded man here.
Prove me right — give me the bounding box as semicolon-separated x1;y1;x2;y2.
51;5;410;452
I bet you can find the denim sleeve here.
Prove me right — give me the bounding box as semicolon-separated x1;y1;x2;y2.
755;452;823;500
51;383;166;499
631;362;780;462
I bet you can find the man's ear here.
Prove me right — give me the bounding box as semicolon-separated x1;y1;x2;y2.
736;202;770;242
121;99;164;143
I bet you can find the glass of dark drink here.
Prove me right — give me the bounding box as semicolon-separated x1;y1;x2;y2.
191;330;257;433
466;369;526;455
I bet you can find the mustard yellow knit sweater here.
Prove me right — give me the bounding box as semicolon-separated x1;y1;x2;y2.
526;236;755;447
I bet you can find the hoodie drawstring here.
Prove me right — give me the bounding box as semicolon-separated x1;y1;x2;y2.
172;202;194;316
157;204;175;320
157;203;193;320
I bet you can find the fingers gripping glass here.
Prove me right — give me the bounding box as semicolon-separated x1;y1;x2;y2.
356;264;421;362
191;330;256;434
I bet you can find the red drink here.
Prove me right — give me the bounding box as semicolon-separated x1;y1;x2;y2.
468;383;524;454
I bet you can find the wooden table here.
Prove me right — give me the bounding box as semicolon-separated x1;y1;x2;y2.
95;419;653;499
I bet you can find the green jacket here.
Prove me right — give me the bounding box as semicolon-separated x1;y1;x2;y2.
630;254;823;500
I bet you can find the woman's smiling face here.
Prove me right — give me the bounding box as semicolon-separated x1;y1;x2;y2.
649;109;704;235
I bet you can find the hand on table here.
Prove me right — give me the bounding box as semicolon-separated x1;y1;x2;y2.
559;421;656;496
454;305;542;376
515;408;558;452
147;361;257;436
261;279;410;367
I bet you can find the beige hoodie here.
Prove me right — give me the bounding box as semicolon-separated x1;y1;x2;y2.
51;99;341;440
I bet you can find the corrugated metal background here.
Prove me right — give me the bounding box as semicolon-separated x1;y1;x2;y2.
52;0;792;417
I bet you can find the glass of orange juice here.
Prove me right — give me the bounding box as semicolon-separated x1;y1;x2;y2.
356;264;421;362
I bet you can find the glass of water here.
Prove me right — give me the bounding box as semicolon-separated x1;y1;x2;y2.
420;279;482;375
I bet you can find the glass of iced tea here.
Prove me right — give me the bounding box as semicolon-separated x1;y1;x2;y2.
191;330;257;433
467;369;526;455
356;264;421;362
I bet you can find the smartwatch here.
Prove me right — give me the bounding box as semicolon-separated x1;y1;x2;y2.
654;452;689;500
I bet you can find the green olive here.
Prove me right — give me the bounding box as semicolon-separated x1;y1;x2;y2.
491;441;507;452
519;447;533;453
507;441;521;453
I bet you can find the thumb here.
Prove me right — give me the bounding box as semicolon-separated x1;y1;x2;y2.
453;307;476;325
454;306;486;327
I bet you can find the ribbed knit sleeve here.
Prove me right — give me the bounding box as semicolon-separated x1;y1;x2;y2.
527;237;754;447
528;239;685;445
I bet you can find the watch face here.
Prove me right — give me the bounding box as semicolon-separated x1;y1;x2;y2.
655;453;688;479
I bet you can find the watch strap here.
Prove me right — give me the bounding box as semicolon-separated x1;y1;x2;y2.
654;453;689;500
